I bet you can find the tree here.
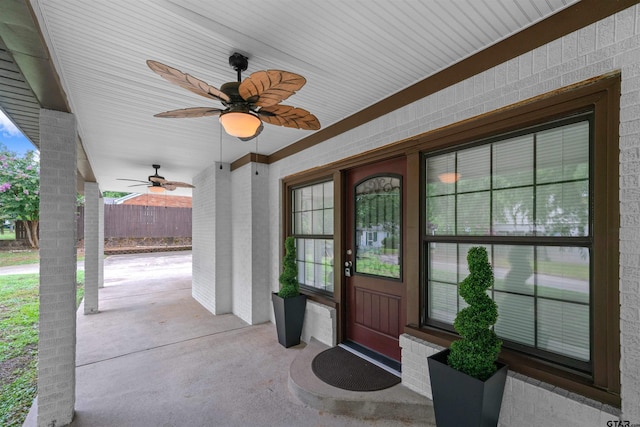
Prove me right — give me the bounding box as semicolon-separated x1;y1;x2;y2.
102;191;130;199
0;148;40;248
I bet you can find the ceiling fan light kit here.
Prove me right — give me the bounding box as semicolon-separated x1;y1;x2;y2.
147;52;320;141
219;109;261;138
149;184;165;194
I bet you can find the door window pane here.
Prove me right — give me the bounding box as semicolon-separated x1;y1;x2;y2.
355;176;401;278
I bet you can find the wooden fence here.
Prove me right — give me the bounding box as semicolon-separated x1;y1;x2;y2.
76;204;192;239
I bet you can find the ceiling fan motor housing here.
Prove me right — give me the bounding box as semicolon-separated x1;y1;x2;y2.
149;164;164;181
220;82;249;106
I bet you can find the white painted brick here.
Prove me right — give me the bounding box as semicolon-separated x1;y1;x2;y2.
616;7;636;42
547;38;562;67
83;182;100;314
562;31;578;61
193;163;232;315
38;109;77;427
300;299;336;346
226;163;272;325
533;45;547;74
507;57;520;83
597;15;616;48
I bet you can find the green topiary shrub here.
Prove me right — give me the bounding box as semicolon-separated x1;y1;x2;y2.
278;236;300;298
448;246;502;381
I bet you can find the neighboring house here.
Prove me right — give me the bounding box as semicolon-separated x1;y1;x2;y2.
115;193;193;208
2;2;639;427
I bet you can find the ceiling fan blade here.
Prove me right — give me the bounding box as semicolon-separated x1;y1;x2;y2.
126;183;150;188
258;105;320;130
239;70;306;107
154;107;224;118
162;184;177;191
163;181;195;188
147;60;230;103
117;178;150;184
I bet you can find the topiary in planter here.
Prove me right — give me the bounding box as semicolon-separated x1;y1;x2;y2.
448;246;502;381
278;236;300;298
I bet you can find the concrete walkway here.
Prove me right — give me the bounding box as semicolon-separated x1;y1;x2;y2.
0;260;84;275
23;251;432;427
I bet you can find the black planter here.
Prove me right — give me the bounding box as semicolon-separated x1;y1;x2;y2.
271;293;307;348
427;348;508;427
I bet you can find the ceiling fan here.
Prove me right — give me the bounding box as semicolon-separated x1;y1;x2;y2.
118;164;195;193
147;52;321;141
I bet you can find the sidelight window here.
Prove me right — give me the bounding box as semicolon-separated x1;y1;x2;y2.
291;181;334;293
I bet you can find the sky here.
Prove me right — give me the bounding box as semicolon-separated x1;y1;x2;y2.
0;110;38;156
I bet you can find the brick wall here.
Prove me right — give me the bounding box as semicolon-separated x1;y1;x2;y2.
301;301;337;347
265;5;640;425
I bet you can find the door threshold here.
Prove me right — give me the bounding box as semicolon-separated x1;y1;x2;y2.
339;341;402;377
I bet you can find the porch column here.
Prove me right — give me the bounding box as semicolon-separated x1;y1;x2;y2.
83;181;101;314
98;194;104;288
38;109;77;426
230;162;270;324
192;163;232;314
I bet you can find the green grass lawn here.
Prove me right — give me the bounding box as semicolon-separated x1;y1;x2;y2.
0;231;16;240
0;251;40;267
0;271;84;427
0;250;86;268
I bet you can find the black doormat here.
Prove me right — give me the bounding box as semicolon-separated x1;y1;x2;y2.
311;346;401;391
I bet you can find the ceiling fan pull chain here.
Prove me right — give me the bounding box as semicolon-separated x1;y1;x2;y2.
219;125;223;170
255;136;259;175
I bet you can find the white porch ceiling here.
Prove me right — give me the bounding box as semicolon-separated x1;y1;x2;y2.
25;0;577;195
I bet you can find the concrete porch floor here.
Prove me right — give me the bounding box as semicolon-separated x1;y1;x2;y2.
24;251;434;427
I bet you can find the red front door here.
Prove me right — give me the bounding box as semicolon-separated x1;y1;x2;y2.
345;157;406;361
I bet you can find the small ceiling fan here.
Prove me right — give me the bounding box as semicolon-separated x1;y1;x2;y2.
147;52;321;141
118;164;195;192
